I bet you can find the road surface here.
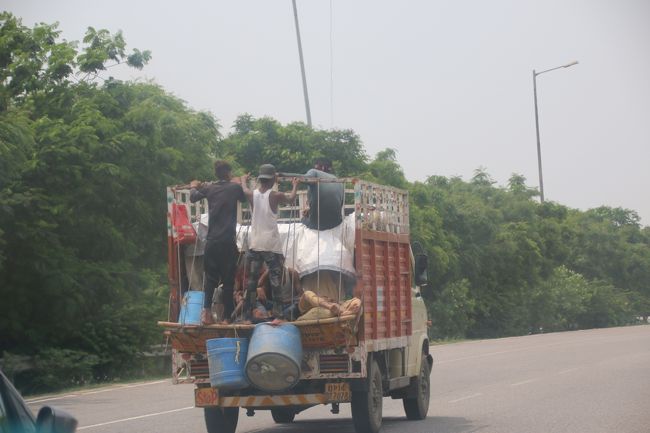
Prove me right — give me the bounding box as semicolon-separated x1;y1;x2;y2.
27;325;650;433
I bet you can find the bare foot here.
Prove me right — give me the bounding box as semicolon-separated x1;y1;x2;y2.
270;318;286;326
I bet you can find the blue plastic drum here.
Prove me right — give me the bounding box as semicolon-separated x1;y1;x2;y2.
179;290;204;325
206;338;250;390
245;323;303;392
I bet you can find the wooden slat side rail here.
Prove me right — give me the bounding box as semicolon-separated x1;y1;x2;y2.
159;314;359;352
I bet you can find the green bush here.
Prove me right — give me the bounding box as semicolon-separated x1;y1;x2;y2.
29;349;100;392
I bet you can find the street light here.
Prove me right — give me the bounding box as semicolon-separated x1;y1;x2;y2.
533;60;578;203
292;0;312;127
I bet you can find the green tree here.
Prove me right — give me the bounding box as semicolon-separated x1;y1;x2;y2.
216;115;368;176
428;279;476;339
529;266;590;332
366;148;407;188
0;14;213;391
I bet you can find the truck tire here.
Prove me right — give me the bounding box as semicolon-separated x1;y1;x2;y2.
271;408;295;423
204;407;239;433
402;353;430;420
351;359;383;433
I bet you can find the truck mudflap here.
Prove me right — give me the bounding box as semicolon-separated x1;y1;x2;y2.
195;383;351;408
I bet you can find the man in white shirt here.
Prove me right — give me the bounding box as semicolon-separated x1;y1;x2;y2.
241;164;298;321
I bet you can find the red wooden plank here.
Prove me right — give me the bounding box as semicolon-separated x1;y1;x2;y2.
403;245;412;335
370;240;378;340
354;228;366;342
395;241;403;337
384;240;391;338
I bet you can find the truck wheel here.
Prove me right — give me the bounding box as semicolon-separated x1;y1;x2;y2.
271;408;295;423
402;354;430;420
204;407;239;433
351;359;383;433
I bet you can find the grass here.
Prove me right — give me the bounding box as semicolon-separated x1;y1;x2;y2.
23;372;170;399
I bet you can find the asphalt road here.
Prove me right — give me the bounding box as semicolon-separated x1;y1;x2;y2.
27;325;650;433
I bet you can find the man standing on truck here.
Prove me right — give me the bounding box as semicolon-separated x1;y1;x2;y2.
241;164;298;320
281;157;344;230
190;160;246;325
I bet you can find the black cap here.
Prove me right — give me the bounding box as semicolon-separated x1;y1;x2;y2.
258;164;276;179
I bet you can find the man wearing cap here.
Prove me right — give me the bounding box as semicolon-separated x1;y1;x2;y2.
190;160;246;325
240;164;298;320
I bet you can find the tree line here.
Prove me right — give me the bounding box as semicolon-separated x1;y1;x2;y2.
217;118;650;339
1;14;648;392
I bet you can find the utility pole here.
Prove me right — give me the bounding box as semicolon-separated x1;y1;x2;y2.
292;0;312;127
532;60;578;203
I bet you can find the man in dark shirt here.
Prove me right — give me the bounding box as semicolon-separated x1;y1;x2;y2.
190;160;245;324
283;158;344;230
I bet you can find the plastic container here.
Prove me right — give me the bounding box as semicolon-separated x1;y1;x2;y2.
245;323;302;392
206;337;250;390
179;290;204;325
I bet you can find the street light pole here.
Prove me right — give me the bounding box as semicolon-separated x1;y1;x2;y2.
292;0;312;127
532;60;578;203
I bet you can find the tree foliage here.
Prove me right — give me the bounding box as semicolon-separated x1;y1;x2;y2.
217;114;368;176
410;172;649;338
0;14;212;391
215;114;650;339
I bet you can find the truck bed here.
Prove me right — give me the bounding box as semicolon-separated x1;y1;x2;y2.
160;314;362;384
159;314;359;352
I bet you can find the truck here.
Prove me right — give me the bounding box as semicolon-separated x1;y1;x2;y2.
160;177;432;433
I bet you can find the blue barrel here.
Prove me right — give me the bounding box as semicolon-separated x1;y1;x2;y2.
245;323;303;392
179;290;204;325
206;338;250;390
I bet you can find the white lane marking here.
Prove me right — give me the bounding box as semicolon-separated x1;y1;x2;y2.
439;348;528;363
510;378;539;387
26;380;168;404
559;367;579;375
28;394;80;403
77;380;168;396
77;406;194;430
448;392;482;403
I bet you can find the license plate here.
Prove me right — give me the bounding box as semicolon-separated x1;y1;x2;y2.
195;387;218;407
325;382;350;402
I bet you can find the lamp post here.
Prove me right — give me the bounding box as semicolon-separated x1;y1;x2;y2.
533;60;578;203
292;0;312;127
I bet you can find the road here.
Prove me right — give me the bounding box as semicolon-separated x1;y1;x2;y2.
27;325;650;433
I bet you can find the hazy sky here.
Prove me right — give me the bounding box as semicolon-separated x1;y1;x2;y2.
5;1;650;225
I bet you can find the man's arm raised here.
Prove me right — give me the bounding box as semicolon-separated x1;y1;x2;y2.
240;174;254;204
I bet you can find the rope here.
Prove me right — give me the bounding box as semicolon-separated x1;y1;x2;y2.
239;175;252;323
316;178;323;319
337;189;345;316
231;221;247;333
236;220;250;324
176;190;204;324
188;220;200;286
281;191;300;321
329;0;334;128
176;240;183;323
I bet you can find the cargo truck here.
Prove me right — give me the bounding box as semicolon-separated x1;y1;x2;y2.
160;177;432;433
